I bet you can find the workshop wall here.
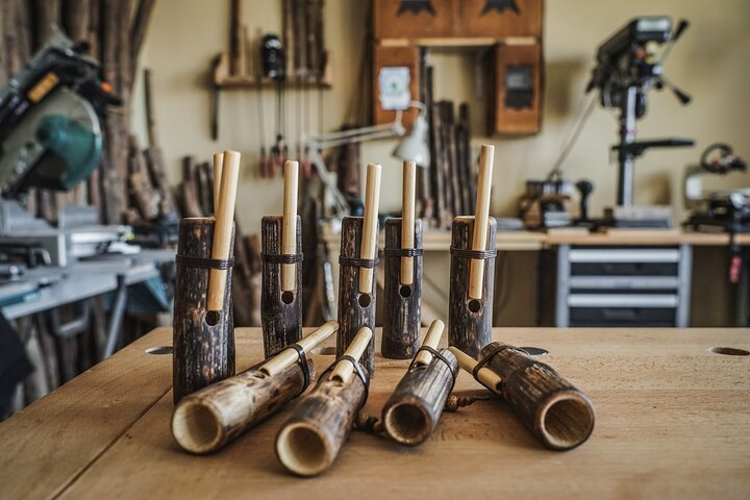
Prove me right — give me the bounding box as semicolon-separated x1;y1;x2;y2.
132;0;750;316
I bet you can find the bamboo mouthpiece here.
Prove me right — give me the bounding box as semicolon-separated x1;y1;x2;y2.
281;160;299;293
331;327;372;385
260;321;338;377
207;150;241;314
448;346;503;394
400;160;416;286
212;153;223;211
413;320;445;366
358;163;382;294
468;145;495;300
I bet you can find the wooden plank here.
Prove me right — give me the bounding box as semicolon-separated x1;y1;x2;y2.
0;327;174;500
0;327;745;499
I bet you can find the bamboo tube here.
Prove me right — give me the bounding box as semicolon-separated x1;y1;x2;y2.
331;327;372;385
473;342;596;451
382;347;457;446
448;346;503;394
358;163;381;294
212;153;223;210
281;160;299;292
207;150;241;314
413;320;445;366
260;321;337;376
172;352;315;454
468;145;494;300
400;160;416;285
275;331;371;476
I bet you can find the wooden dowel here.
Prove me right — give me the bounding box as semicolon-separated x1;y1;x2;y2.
468;145;495;300
448;346;503;394
212;152;223;210
400;160;416;285
207;150;241;313
331;327;372;384
413;319;445;366
260;321;338;376
281;160;299;292
358;163;381;294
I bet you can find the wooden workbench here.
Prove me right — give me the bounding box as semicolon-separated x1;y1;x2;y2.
2;327;749;499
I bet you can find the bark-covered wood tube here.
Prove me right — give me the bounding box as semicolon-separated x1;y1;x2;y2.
382;347;457;446
448;216;497;357
381;217;423;359
261;215;303;358
478;341;595;451
276;327;372;476
173;217;235;404
337;216;377;375
172;357;314;454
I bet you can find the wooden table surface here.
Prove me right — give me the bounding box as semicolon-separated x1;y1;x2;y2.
2;327;749;499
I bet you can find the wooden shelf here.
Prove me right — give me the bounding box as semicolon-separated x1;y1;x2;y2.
378;36;538;48
212;52;332;90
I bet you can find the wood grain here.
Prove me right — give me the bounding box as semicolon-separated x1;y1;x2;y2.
3;327;750;499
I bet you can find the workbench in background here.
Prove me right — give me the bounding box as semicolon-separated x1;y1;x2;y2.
1;326;748;499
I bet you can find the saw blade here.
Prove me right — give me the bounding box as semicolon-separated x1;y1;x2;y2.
0;87;100;194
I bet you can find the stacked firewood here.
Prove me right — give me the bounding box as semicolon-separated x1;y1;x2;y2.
419;66;477;229
177;156;262;327
0;0;164;226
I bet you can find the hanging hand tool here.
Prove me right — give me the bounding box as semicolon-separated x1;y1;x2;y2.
262;34;287;179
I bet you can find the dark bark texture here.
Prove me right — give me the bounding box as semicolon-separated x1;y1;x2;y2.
173;217;235;403
261;216;303;358
381;218;423;359
448;216;497;357
382;347;457;446
336;216;377;375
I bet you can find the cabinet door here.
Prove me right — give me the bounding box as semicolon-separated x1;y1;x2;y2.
373;0;459;40
489;43;543;135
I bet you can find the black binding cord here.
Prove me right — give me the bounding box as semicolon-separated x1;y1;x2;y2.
472;344;517;393
383;247;424;257
286;343;311;397
175;254;235;270
261;253;304;264
449;247;497;259
409;345;458;395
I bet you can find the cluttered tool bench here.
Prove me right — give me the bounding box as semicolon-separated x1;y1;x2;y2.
1;326;748;499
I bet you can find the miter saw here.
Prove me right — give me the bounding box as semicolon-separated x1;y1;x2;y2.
0;31;135;267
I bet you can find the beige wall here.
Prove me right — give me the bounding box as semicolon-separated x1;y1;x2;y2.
134;0;750;232
133;0;750;318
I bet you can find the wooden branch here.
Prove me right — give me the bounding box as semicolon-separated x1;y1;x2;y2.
478;342;596;451
62;0;89;41
130;0;156;65
281;160;300;292
469;144;494;300
401;160;416;285
358;163;381;294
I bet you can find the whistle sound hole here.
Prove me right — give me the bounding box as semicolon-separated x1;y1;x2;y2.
205;311;221;326
276;424;328;476
281;291;295;304
399;285;412;298
385;403;427;444
468;300;481;313
358;294;372;308
710;346;750;356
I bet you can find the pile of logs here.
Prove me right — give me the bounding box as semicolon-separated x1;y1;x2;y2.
177;156;262;327
0;0;166;227
419;66;477;230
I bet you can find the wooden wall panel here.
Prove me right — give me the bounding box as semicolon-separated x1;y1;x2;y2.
373;0;458;40
372;45;420;127
459;0;543;38
490;43;543;135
